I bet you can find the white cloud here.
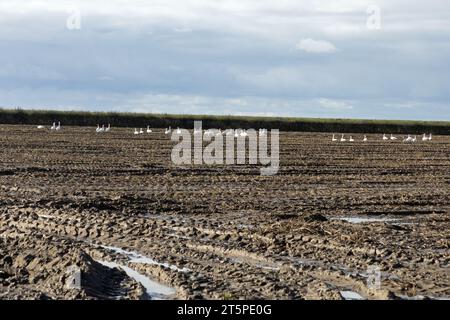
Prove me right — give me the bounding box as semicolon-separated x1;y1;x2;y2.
295;38;337;53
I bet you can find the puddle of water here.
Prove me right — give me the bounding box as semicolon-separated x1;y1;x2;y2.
100;245;191;273
330;216;399;224
37;214;55;220
340;290;365;300
97;260;175;300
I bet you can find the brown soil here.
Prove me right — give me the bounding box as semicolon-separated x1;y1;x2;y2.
0;125;449;300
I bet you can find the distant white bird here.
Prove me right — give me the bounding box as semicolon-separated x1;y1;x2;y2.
382;134;389;141
390;134;397;140
340;134;346;142
50;122;56;130
105;124;110;132
349;136;355;142
412;135;417;142
139;128;144;134
165;126;172;135
176;127;181;134
403;134;412;142
146;126;152;133
332;134;338;142
55;122;61;131
37;125;45;129
363;135;368;142
133;128;139;135
240;130;248;137
428;133;432;141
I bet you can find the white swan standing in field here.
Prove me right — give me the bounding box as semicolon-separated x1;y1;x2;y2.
403;135;412;142
332;134;338;142
412;135;417;142
382;134;389;141
363;135;368;142
176;127;181;134
146;126;152;133
165;126;172;135
340;134;346;142
37;125;45;129
105;124;110;132
50;122;56;130
55;122;61;131
139;128;144;134
428;133;432;141
390;134;397;140
133;128;139;135
349;136;355;142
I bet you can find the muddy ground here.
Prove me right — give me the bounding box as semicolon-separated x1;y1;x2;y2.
0;125;449;300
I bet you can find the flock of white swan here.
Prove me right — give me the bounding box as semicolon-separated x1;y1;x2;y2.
37;122;433;143
332;133;433;143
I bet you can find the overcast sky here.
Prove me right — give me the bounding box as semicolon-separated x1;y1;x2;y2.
0;0;449;120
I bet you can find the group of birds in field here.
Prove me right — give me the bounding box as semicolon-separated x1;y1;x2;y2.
96;124;111;133
133;126;153;135
36;122;434;144
332;133;433;143
37;122;61;131
160;127;268;138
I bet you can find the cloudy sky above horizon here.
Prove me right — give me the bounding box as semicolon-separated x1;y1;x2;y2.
0;0;449;120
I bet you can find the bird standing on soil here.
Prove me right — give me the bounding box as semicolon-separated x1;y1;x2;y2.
340;134;346;142
134;128;139;135
390;134;397;140
363;135;368;142
105;124;111;132
165;126;172;135
50;122;56;130
332;134;338;142
146;126;152;133
139;128;144;134
55;122;61;131
382;134;389;141
349;136;355;142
